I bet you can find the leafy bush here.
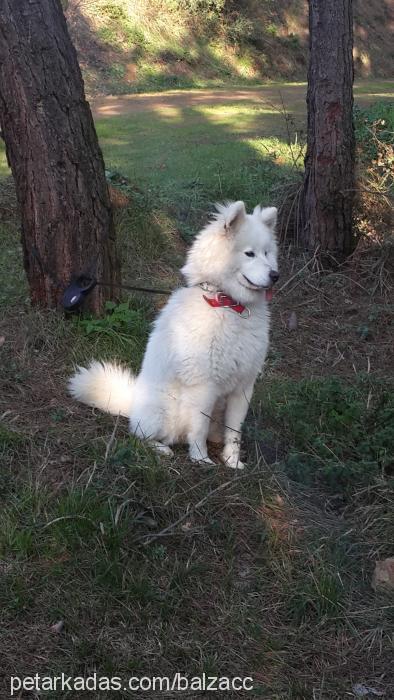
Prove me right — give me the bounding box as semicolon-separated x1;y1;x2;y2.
354;102;394;163
97;3;146;51
226;16;256;45
100;2;128;21
170;0;227;35
175;0;226;15
266;23;278;37
108;62;126;79
283;33;301;50
353;102;393;247
78;301;148;338
75;300;150;363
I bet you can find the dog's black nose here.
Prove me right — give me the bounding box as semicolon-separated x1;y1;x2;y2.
269;270;279;284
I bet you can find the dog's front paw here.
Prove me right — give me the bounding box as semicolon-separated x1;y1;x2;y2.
150;441;174;457
190;454;215;466
222;445;245;470
189;445;215;465
226;458;245;470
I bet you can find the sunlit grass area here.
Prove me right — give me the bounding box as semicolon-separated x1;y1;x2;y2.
96;107;296;217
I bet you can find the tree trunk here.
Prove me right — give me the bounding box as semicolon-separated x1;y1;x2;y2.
0;0;120;312
300;0;355;256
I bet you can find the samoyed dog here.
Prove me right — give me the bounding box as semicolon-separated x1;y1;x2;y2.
69;201;279;469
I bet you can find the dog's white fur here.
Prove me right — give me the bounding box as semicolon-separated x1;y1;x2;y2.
69;201;278;469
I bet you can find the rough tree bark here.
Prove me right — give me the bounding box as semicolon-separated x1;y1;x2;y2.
300;0;355;256
0;0;120;311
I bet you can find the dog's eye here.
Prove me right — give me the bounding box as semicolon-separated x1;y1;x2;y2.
264;251;268;257
245;251;255;257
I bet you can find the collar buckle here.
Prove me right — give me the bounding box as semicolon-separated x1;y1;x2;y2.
199;282;217;293
239;306;251;319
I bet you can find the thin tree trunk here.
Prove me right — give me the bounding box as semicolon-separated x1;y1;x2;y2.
0;0;120;312
300;0;355;256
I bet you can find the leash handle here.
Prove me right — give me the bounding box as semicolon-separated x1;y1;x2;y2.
62;276;97;311
62;276;173;311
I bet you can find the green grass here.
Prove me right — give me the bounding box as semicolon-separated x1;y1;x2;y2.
0;349;392;692
96;105;289;184
254;376;394;495
0;221;27;308
96;101;300;239
73;300;151;365
354;100;394;161
1;417;390;695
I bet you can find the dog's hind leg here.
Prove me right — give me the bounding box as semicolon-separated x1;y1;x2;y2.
222;383;254;469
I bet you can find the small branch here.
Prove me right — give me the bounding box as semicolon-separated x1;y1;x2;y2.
276;256;314;294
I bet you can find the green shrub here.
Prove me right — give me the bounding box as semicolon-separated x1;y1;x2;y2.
108;62;126;79
284;33;301;50
77;301;148;339
97;26;119;47
226;16;256;45
260;376;394;494
176;0;226;15
74;300;150;364
97;5;146;51
172;0;226;34
124;24;146;47
354;102;394;162
266;23;278;37
100;2;128;21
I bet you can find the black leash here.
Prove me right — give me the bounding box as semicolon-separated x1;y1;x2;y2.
62;275;173;311
30;248;173;311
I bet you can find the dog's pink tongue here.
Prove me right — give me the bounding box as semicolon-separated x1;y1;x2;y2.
265;288;273;302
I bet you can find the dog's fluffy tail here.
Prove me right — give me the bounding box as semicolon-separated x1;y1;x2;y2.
69;361;135;417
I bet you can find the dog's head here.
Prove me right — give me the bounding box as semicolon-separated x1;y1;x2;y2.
181;201;279;304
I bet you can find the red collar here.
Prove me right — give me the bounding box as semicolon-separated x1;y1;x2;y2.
203;292;249;317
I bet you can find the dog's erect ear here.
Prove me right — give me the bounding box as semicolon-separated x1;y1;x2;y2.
217;200;246;235
259;206;278;230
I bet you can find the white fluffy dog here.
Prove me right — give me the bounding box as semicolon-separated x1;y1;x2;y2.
69;201;279;469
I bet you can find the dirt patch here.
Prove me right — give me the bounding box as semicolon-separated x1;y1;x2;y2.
89;82;394;119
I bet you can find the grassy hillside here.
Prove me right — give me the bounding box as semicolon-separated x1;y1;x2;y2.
65;0;394;95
